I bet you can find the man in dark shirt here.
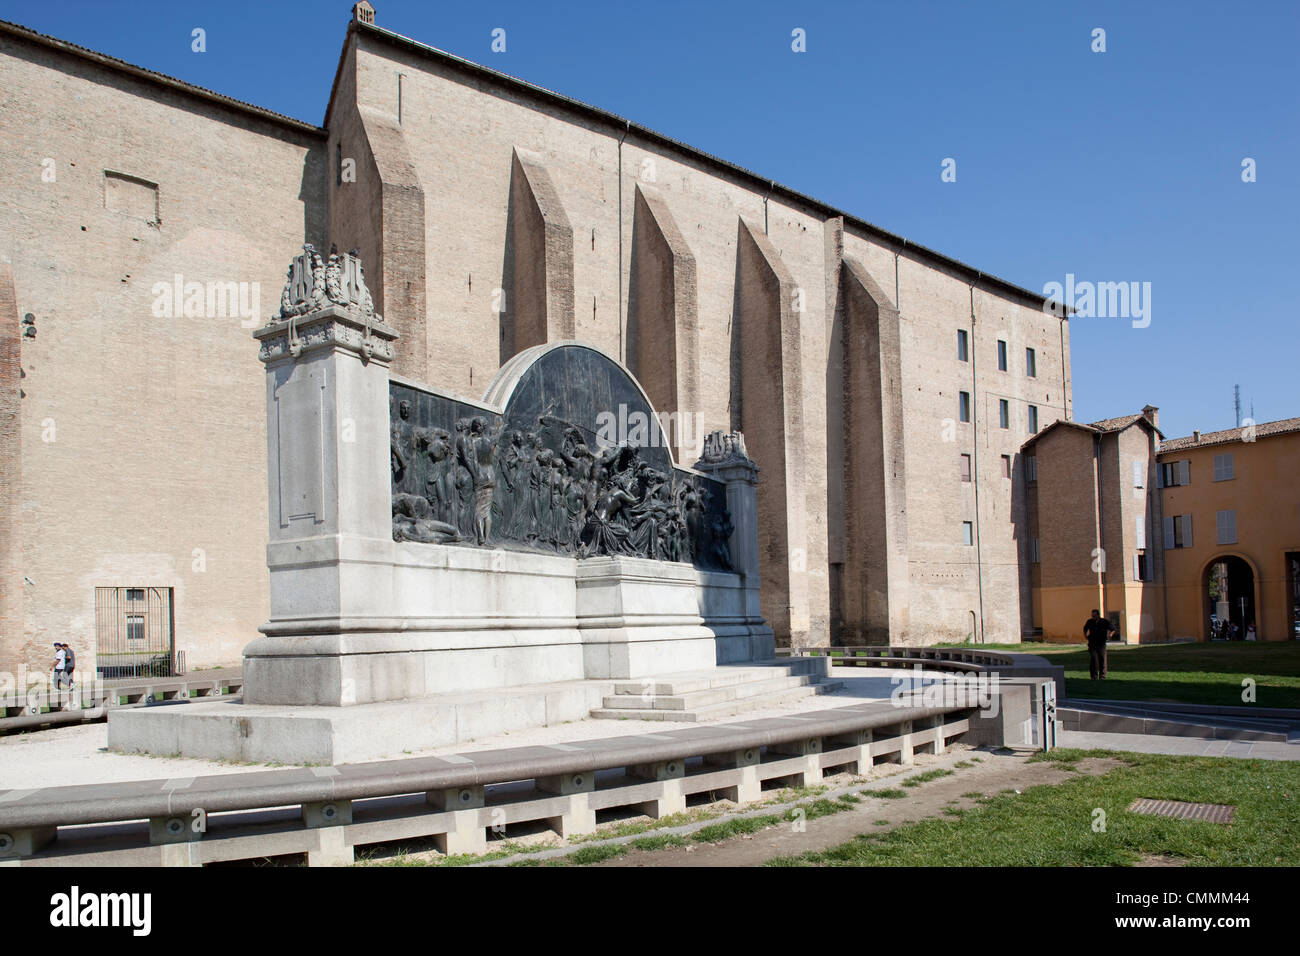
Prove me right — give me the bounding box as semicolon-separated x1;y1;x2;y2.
1083;609;1115;679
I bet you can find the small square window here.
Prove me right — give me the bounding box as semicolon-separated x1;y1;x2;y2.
126;588;145;602
959;391;971;423
962;521;974;546
957;329;969;362
1001;454;1011;478
960;453;972;482
1026;347;1037;378
997;340;1007;371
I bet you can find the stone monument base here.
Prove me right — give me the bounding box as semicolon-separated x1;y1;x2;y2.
238;542;773;707
106;677;612;765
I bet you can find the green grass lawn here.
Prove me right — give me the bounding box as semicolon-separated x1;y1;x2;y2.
936;640;1300;709
767;749;1300;867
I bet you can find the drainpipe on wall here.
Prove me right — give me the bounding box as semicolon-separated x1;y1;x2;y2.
617;119;630;363
1094;432;1106;621
1059;315;1069;421
970;282;986;643
763;181;774;234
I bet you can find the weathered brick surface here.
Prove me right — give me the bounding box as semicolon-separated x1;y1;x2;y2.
0;265;23;676
0;15;1076;663
0;29;325;671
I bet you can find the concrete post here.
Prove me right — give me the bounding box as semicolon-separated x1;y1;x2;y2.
769;737;823;787
244;249;400;707
705;746;763;804
629;759;687;819
537;772;597;837
428;786;488;855
694;431;774;662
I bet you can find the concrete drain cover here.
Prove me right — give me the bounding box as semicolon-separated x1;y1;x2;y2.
1128;799;1236;823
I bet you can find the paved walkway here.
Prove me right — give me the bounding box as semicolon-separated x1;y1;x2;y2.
1058;729;1300;761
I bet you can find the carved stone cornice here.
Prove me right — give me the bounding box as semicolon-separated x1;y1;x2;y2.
694;431;758;482
253;305;399;365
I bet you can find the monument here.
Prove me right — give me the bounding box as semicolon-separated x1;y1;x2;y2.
107;250;799;763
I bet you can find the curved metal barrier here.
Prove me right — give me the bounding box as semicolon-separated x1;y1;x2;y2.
0;698;977;867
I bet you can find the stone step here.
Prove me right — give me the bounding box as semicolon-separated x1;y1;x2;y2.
591;679;844;722
600;673;821;711
610;659;825;696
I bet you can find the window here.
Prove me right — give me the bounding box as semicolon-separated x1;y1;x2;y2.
959;391;971;422
1001;454;1011;478
1031;538;1040;563
1217;509;1237;545
997;340;1007;371
957;329;969;361
962;521;974;546
960;453;972;482
1027;455;1038;482
1160;460;1191;487
998;400;1009;429
126;588;145;602
1213;453;1235;482
1164;514;1193;549
1135;552;1149;581
1026;347;1037;378
1028;405;1039;433
126;614;145;641
1135;514;1146;550
1133;460;1144;489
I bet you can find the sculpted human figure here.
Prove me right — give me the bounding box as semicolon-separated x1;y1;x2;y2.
452;418;475;539
468;417;501;545
392;492;461;544
417;427;454;525
497;429;527;539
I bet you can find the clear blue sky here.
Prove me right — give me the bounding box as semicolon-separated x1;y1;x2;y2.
6;0;1297;439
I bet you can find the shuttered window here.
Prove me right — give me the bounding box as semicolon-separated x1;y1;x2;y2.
1217;509;1237;544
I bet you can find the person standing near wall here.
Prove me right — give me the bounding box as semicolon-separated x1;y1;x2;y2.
52;643;67;690
1083;609;1115;680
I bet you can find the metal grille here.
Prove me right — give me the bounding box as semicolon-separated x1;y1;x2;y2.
1128;799;1236;824
93;587;175;678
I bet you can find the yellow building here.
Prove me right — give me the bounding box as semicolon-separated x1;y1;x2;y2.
1158;418;1300;642
1027;412;1300;643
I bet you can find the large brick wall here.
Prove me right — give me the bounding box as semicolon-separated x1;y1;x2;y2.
0;13;1074;663
0;26;326;672
0;265;22;676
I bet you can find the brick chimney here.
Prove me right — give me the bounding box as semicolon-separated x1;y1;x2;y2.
352;1;375;24
1141;404;1159;429
1193;429;1201;442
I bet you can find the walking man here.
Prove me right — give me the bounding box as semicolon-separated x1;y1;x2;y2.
62;643;76;691
1083;609;1115;680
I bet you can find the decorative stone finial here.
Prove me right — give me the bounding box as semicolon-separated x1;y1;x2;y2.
277;244;380;323
255;245;397;364
699;431;751;465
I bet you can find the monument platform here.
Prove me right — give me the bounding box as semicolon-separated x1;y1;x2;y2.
107;659;835;764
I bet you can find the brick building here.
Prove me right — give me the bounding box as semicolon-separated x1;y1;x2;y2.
1026;410;1300;643
0;6;1073;675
